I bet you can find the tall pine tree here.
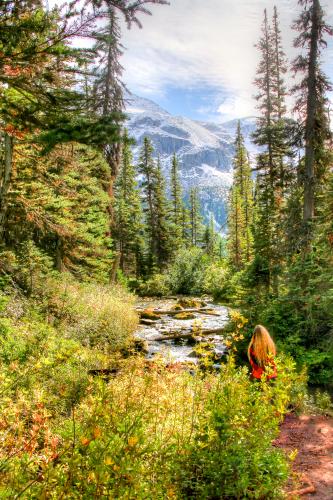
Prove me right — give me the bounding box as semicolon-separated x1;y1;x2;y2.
138;138;171;271
170;153;183;246
228;122;254;269
252;7;290;292
292;0;332;234
189;187;203;247
113;131;143;275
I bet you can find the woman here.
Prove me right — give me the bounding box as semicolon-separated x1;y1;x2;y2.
248;325;277;380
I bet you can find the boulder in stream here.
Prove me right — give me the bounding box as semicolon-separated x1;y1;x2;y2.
174;312;196;320
140;308;162;320
178;298;204;309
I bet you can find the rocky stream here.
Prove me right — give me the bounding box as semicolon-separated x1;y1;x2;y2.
135;297;229;366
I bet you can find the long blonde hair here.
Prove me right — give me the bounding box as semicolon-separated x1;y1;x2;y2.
247;325;276;367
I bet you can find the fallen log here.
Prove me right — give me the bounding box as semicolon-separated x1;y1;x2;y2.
153;327;225;341
140;318;157;326
201;310;220;316
137;307;213;316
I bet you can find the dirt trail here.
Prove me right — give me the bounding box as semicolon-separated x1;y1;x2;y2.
274;413;333;499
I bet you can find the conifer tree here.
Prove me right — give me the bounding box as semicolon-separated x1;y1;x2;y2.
3;142;113;278
0;2;124;243
292;0;332;232
203;215;217;257
228;122;254;269
251;172;273;286
189;187;203;247
181;204;191;243
92;6;125;186
170;153;183;245
252;8;290;291
271;6;291;193
113;131;143;275
138;138;171;270
153;158;172;268
137;137;156;262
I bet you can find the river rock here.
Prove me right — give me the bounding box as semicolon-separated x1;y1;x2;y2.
178;298;202;309
140;309;161;320
174;312;196;320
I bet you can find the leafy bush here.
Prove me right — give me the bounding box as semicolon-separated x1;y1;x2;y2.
203;261;229;299
0;242;55;297
167;247;209;295
138;272;171;296
0;281;309;499
45;276;139;352
0;339;304;498
178;358;290;499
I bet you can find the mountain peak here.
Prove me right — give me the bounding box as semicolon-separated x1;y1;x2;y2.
125;93;256;230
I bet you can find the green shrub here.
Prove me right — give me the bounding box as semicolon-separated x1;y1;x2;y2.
167;247;209;295
0;242;55;297
0;284;308;499
203;261;229;300
45;276;139;352
0;352;304;499
138;273;171;296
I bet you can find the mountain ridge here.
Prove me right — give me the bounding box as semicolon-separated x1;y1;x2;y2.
125;93;257;229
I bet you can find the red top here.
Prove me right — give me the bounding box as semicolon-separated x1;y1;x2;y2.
249;347;277;380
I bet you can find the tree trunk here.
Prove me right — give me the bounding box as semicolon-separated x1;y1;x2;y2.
0;133;13;242
110;252;120;282
154;327;225;342
56;237;64;272
303;0;319;224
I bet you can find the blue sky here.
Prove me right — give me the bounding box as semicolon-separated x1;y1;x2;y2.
120;0;333;122
152;86;236;122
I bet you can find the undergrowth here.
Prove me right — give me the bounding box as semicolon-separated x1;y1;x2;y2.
0;265;308;498
0;297;305;498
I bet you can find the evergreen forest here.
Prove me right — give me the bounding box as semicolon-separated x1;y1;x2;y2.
0;0;332;497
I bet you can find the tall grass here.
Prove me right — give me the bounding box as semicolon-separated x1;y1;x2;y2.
44;277;139;352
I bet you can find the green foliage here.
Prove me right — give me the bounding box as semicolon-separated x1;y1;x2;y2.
167;246;208;295
3;142;114;280
189;186;204;246
137;138;173;270
0;241;54;297
43;276;138;352
113;132;144;275
179;361;290;499
0;335;303;498
203;261;229;300
170;153;183;246
228;122;254;270
138;273;171;297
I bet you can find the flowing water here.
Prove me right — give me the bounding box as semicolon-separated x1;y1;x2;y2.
135;297;229;365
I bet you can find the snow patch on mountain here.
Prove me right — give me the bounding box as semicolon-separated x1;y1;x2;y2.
125;93;256;230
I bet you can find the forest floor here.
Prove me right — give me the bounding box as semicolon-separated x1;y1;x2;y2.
274;413;333;499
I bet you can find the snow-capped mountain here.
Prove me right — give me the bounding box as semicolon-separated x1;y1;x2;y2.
126;93;256;230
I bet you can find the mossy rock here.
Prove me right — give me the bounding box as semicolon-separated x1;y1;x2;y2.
170;304;184;311
140;309;161;320
174;312;196;320
178;298;203;309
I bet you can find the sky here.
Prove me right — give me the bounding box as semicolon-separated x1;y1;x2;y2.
119;0;333;122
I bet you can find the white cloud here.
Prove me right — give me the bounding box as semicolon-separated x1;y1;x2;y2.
120;0;333;119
